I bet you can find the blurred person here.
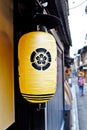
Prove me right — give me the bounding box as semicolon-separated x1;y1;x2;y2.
78;71;84;96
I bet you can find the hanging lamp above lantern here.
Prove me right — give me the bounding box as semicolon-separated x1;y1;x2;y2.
18;31;57;103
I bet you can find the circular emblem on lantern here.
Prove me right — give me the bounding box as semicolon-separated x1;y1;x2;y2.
30;48;51;70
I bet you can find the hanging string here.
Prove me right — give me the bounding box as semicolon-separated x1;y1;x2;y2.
69;0;87;10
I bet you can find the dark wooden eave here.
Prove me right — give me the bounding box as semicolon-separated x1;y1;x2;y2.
14;0;72;55
64;56;74;67
46;0;72;46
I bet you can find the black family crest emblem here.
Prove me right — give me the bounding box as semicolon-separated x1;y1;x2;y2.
30;48;51;70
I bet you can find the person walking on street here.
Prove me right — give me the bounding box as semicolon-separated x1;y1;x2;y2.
78;71;84;96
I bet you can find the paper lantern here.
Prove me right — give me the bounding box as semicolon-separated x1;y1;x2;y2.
18;31;57;103
69;68;72;72
65;69;69;74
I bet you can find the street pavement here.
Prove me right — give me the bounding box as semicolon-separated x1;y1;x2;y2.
71;77;87;130
76;82;87;130
70;77;79;130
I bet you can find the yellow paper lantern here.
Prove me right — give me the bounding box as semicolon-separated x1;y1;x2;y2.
18;31;57;103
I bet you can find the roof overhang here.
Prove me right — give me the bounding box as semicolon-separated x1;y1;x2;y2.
64;56;74;67
78;64;87;70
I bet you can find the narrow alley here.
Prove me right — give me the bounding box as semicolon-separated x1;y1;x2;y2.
71;77;87;130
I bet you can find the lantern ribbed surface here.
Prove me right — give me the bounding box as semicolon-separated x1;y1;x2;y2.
18;31;57;103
